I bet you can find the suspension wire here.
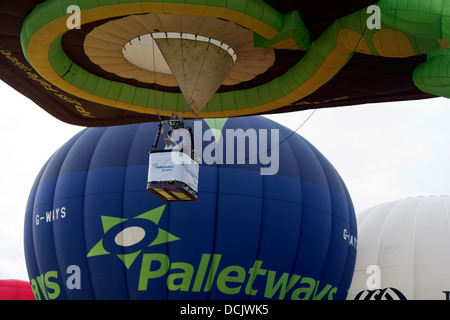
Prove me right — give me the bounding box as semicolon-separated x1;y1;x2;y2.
150;12;182;126
179;13;192;120
148;14;368;159
150;32;163;124
254;23;370;161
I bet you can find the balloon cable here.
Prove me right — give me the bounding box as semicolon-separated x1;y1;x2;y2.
233;22;370;164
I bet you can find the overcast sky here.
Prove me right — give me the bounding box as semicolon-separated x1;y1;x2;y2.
1;80;449;281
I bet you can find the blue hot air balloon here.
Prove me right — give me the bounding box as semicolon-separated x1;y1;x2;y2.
24;116;356;300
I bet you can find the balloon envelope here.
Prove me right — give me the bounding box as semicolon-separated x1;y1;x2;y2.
0;280;35;300
1;0;448;125
348;196;450;300
24;116;356;300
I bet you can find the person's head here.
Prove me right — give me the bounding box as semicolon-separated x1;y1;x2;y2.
169;113;183;129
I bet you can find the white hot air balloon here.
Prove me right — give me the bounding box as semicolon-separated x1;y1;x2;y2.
348;196;450;300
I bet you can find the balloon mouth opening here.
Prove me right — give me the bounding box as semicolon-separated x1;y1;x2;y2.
122;32;238;115
122;33;237;74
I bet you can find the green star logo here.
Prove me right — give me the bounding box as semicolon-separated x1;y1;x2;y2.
87;205;179;269
204;118;228;142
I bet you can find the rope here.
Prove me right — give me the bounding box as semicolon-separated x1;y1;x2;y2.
197;19;370;164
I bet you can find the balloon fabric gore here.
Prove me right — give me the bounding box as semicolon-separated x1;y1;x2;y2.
24;117;357;300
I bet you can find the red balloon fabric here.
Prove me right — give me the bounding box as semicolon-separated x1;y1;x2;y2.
0;280;35;300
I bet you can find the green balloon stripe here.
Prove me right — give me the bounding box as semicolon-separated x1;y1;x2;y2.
21;0;307;115
20;0;450;116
